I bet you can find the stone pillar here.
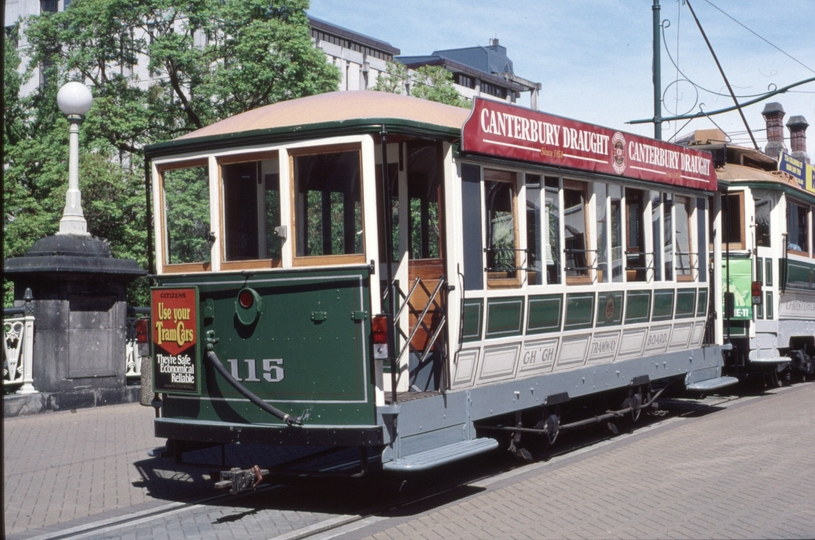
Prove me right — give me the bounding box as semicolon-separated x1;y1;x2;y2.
761;102;787;159
787;115;810;164
4;235;145;410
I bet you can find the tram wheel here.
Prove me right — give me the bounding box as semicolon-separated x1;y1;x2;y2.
767;369;782;388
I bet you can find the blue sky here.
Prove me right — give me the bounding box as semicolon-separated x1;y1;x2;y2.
309;0;814;154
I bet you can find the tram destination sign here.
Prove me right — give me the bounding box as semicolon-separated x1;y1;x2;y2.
151;287;201;395
462;98;717;191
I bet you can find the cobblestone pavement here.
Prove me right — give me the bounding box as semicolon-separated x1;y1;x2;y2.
4;383;815;540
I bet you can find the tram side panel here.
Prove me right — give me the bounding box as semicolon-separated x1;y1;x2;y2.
151;268;380;446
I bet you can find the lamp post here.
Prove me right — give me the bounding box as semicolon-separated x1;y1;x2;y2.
56;81;93;236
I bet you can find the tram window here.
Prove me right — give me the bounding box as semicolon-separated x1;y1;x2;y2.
526;174;543;285
563;180;590;284
609;185;623;282
160;161;211;267
652;192;663;281
675;195;693;281
545;176;562;284
221;156;281;263
724;192;745;249
293;148;363;260
407;142;442;260
223;161;258;260
662;193;673;281
625;189;646;282
484;168;518;286
595;182;608;283
787;200;809;255
754;197;772;248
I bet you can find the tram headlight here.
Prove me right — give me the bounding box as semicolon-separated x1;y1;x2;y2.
235;287;262;326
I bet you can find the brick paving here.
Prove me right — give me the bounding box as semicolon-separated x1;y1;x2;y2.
4;384;815;539
337;384;815;540
3;402;211;539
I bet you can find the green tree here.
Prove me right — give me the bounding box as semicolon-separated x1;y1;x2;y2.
372;61;468;108
410;65;470;108
371;60;408;94
4;0;340;306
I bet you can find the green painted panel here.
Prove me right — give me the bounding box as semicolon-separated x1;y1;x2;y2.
675;289;696;319
595;292;623;327
652;290;675;321
462;299;484;342
156;267;375;426
625;291;651;324
696;288;708;317
766;291;773;319
756;257;764;283
486;297;524;338
564;293;595;330
725;320;748;337
527;294;563;334
785;260;815;290
765;259;773;286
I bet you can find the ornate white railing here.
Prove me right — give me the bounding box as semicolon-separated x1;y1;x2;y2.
3;289;37;394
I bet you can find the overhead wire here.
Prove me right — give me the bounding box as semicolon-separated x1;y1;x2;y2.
702;0;815;74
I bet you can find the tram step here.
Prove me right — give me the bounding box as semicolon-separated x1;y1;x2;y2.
749;357;790;364
383;437;499;472
686;376;739;392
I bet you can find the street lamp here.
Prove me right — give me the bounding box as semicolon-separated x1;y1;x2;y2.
56;81;93;236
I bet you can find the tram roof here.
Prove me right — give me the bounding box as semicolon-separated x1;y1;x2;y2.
146;91;470;156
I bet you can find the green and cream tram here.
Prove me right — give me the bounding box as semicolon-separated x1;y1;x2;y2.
683;130;815;383
141;92;736;484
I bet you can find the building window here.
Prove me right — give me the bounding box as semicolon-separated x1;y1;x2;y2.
41;0;58;13
481;80;507;99
454;73;474;89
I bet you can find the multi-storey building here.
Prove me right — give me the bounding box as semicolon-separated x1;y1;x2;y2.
5;2;539;109
398;39;541;109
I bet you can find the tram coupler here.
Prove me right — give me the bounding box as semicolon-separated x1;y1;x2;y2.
215;465;269;494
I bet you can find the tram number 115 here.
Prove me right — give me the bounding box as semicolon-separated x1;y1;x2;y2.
226;358;285;383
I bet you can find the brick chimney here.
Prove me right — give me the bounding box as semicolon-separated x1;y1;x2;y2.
787;115;810;164
761;102;787;159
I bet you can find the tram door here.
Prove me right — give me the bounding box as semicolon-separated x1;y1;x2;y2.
379;140;447;394
405;141;447;393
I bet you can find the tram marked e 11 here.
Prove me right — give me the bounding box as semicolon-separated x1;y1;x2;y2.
139;91;739;488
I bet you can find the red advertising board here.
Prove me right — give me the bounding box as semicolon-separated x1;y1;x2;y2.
151;287;200;394
461;98;717;192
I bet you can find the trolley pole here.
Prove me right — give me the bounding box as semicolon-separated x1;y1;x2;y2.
653;0;662;140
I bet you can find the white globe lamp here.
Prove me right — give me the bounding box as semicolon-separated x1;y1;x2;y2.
57;82;93;236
